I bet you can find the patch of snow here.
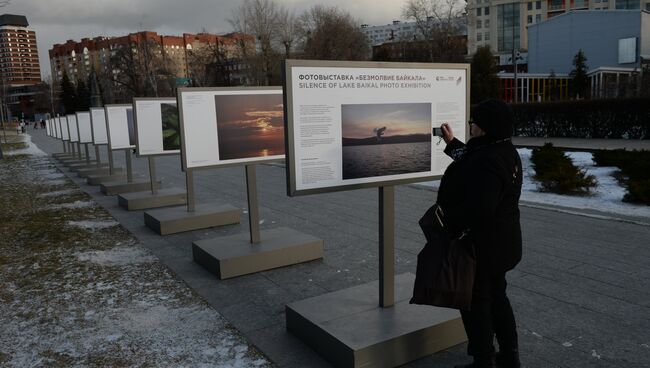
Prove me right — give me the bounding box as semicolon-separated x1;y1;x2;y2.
45;201;95;210
417;148;650;219
532;332;543;338
4;134;47;157
75;246;157;266
44;179;68;186
591;350;601;359
67;220;119;230
37;189;80;198
562;341;573;347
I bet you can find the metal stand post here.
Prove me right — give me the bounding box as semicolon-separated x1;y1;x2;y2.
108;147;115;175
84;143;90;165
148;156;158;194
77;142;82;160
379;186;395;308
70;142;76;156
246;164;261;244
62;141;67;153
186;169;195;212
125;148;133;183
94;145;101;168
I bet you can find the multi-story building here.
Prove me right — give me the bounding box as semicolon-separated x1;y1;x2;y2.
466;0;650;65
49;31;253;94
360;21;420;46
0;14;41;86
0;14;44;121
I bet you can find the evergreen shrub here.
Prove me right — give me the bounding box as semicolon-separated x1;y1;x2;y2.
531;143;597;195
592;149;650;205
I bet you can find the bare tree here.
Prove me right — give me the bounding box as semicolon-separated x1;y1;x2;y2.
186;40;236;87
297;5;370;61
276;7;298;58
105;37;175;101
402;0;466;62
230;0;280;85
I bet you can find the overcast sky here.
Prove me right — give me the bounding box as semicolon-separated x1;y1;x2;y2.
4;0;409;80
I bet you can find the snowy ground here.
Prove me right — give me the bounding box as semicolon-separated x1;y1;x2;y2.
0;145;272;367
418;148;650;220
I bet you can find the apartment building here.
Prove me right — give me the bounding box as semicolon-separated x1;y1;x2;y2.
0;14;41;86
49;31;252;86
467;0;650;64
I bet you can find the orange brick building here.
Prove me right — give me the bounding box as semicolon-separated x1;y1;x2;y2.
49;31;253;88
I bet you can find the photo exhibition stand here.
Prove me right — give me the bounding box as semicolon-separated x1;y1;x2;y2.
286;186;466;368
143;167;239;235
118;155;187;211
192;164;324;279
86;146;127;185
68;143;101;172
99;148;158;195
77;144;121;178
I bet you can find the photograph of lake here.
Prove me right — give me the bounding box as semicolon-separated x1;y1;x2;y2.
215;94;285;160
341;103;431;180
160;103;180;151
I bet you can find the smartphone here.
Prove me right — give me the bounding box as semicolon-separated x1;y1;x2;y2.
432;127;444;137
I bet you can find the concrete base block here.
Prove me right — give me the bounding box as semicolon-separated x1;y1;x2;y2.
52;152;72;158
77;167;123;178
144;203;240;235
286;273;467;368
118;187;187;211
61;159;88;166
87;173;127;186
192;227;324;279
100;179;161;195
69;162;106;172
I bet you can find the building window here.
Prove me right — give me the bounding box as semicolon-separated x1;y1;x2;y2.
528;15;533;23
477;33;483;41
536;14;542;22
477;19;483;28
528;2;533;10
485;32;490;41
485;7;490;15
536;0;542;8
477;7;482;16
497;2;520;52
646;2;650;10
549;0;563;10
615;0;638;7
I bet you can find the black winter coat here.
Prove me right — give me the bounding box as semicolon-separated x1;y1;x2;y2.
437;135;523;273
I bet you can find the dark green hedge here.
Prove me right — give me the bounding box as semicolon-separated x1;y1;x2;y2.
592;149;650;205
511;98;650;139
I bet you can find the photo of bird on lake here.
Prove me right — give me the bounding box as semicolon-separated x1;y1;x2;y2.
341;103;431;180
215;94;284;160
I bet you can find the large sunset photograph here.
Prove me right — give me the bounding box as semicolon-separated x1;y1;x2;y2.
341;103;431;180
214;94;285;160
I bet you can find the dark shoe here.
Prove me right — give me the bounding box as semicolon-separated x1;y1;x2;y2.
454;356;497;368
496;350;521;368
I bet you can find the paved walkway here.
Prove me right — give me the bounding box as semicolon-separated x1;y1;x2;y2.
513;137;650;151
29;130;650;368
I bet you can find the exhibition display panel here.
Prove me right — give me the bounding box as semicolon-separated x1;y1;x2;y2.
95;104;153;194
283;59;469;368
178;87;285;170
117;98;187;211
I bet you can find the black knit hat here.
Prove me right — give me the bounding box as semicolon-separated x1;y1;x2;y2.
471;99;514;139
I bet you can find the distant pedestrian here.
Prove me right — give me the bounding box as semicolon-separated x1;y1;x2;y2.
437;100;523;368
34;121;38;129
41;120;46;129
20;121;25;133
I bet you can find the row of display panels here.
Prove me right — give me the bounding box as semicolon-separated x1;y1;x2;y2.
46;60;469;196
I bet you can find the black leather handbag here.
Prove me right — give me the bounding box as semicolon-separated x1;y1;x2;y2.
410;204;476;310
